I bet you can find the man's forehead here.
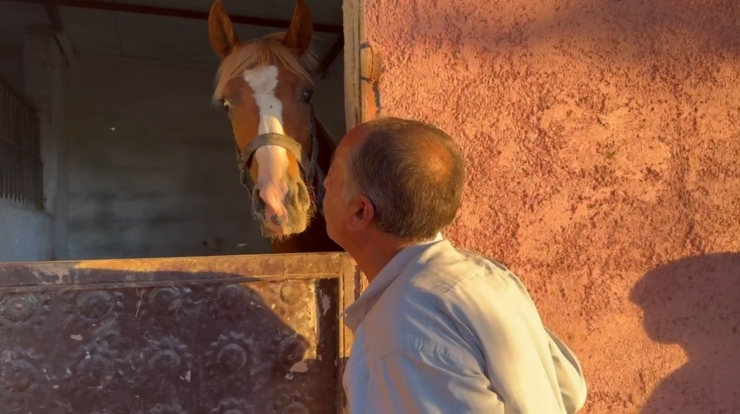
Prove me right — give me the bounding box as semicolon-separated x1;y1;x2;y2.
332;124;370;164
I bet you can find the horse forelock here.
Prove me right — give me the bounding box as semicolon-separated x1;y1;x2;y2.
212;32;317;103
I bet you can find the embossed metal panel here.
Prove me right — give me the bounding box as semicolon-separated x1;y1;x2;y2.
0;253;360;414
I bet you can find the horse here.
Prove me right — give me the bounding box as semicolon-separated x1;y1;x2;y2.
207;0;342;254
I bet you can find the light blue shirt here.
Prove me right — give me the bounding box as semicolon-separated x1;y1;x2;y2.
341;234;587;413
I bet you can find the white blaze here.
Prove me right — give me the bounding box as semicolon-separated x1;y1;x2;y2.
243;65;289;216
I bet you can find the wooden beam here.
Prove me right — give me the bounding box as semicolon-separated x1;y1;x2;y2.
38;1;77;66
43;0;64;32
3;0;343;34
316;34;344;80
53;31;76;66
342;0;382;130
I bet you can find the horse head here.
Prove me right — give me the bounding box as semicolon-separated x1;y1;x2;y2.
208;0;322;239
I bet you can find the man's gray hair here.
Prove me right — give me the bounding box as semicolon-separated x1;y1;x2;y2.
343;117;466;242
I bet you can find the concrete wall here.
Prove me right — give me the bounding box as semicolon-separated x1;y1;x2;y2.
65;55;267;259
24;27;69;260
365;0;740;412
0;55;23;92
0;200;52;262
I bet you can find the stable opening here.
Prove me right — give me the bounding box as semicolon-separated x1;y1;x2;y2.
0;0;347;261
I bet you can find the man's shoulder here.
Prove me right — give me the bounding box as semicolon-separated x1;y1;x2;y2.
408;242;530;302
360;242;526;357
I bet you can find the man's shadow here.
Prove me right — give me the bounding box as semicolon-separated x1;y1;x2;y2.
629;253;740;414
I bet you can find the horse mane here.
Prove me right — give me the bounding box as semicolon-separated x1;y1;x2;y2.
212;32;318;103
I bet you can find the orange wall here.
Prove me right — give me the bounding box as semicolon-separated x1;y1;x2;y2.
364;0;740;412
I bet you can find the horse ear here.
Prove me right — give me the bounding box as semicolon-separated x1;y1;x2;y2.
208;0;239;59
283;0;313;56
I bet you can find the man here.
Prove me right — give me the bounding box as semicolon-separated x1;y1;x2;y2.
322;117;588;413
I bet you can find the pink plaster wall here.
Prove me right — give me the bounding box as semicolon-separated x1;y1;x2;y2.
364;0;740;412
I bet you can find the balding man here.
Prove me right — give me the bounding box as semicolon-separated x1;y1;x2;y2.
323;117;588;414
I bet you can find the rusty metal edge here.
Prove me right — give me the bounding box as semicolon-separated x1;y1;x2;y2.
336;254;363;413
0;252;355;288
0;275;343;293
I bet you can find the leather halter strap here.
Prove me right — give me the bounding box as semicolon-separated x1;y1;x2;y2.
234;103;325;216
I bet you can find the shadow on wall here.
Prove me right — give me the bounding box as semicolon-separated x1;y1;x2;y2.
416;0;740;59
629;253;740;414
529;0;740;55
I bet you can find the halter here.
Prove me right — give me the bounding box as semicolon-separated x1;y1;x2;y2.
234;102;326;216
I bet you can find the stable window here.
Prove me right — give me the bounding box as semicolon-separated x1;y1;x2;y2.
0;76;43;209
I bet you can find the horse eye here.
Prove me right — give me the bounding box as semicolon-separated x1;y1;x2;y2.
221;100;230;112
302;89;313;103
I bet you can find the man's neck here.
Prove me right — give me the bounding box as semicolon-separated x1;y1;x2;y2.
349;232;412;283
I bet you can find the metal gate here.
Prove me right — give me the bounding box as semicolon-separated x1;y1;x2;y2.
0;252;359;414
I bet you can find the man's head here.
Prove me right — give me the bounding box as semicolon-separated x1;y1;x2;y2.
323;117;465;251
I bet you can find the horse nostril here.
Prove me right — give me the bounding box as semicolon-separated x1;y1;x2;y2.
270;214;284;226
252;188;266;212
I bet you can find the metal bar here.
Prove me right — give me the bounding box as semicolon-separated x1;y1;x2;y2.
0;87;6;200
0;251;356;287
34;115;42;208
24;108;32;206
2;0;344;34
0;76;43;207
11;99;18;202
2;87;7;200
20;107;26;205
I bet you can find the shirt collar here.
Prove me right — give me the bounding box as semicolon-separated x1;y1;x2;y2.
341;232;445;333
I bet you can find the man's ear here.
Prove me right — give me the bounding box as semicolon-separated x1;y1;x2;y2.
346;195;374;232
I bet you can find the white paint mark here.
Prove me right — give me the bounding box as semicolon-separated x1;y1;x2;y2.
290;360;309;373
243;65;290;216
53;385;59;389
135;289;144;318
180;370;191;382
70;334;83;341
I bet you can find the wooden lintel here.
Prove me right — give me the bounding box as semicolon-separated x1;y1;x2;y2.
3;0;344;34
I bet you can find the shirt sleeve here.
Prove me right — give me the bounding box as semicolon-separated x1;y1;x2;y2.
440;270;588;414
364;349;506;414
545;327;588;413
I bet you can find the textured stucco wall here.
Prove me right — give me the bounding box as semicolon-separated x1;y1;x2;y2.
365;0;740;412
